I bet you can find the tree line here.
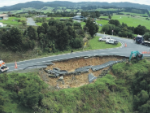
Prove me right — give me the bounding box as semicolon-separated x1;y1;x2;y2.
0;18;98;52
101;19;150;39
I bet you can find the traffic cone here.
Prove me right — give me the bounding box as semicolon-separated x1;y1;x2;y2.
15;61;18;69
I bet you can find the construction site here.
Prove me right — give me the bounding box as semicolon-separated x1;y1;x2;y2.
38;56;127;89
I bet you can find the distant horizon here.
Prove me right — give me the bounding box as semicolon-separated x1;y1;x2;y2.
0;0;150;7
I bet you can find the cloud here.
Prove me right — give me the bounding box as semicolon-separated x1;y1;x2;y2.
0;0;150;7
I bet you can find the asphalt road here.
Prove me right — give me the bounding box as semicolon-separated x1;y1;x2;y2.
27;18;37;26
5;33;150;72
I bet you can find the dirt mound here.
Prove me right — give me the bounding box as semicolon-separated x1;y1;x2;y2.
39;56;124;89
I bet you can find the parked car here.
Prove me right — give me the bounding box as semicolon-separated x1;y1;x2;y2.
106;39;118;45
99;36;111;42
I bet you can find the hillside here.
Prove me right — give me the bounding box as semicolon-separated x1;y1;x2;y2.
1;59;150;113
0;1;150;11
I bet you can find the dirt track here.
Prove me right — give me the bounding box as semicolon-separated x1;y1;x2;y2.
39;56;124;88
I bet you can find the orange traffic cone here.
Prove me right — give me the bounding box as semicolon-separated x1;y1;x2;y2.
15;61;18;69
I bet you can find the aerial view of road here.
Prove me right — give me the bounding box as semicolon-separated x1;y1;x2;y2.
6;33;150;72
27;17;37;26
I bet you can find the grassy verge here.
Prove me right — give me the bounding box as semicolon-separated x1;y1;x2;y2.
84;36;121;50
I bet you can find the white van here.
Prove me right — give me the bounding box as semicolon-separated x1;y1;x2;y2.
99;36;111;42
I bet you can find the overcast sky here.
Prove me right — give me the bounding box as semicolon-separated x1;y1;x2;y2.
0;0;150;7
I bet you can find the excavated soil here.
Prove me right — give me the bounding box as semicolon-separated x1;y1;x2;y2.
39;56;124;89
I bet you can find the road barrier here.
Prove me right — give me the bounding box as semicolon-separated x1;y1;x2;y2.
142;51;150;54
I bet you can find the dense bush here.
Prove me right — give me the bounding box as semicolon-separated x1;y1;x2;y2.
102;21;135;38
0;18;92;52
0;73;47;112
112;59;150;113
102;19;150;39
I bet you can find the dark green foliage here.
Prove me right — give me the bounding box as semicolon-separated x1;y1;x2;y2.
47;12;76;17
144;32;150;40
0;73;46;112
102;21;135;38
1;27;23;51
37;26;45;36
74;22;82;29
81;11;100;18
134;25;146;35
109;19;120;26
42;23;49;34
102;24;115;34
112;59;150;113
56;28;70;50
26;26;38;40
0;17;91;54
86;18;99;37
48;18;57;26
72;37;83;48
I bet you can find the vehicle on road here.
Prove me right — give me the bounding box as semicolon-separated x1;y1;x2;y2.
135;35;150;46
106;39;118;45
129;51;143;62
0;60;9;72
99;36;111;42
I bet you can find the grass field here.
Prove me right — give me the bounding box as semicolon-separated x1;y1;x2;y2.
112;14;150;29
96;19;109;31
0;17;26;25
120;12;148;16
36;22;42;26
85;36;121;50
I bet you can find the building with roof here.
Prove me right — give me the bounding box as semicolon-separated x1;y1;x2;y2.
0;14;8;20
72;16;86;21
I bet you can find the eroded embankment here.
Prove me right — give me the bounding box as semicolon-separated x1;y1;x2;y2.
39;56;126;88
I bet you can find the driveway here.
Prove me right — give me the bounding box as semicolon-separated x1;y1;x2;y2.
27;18;37;26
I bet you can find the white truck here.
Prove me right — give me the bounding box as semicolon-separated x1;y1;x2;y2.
99;36;111;42
0;60;9;73
106;39;118;45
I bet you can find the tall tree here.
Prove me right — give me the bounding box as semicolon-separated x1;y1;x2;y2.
27;26;38;40
42;23;49;34
37;26;45;36
86;18;99;37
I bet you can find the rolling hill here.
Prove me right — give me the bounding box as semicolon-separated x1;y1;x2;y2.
0;1;150;11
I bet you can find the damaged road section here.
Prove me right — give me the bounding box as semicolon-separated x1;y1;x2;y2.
38;56;127;88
